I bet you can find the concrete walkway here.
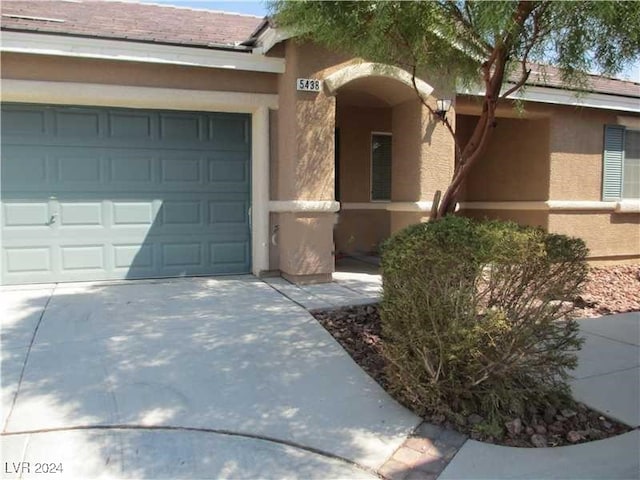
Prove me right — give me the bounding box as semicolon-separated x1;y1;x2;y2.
439;430;640;480
571;312;640;427
1;276;419;479
2;270;638;480
264;257;382;311
268;269;640;480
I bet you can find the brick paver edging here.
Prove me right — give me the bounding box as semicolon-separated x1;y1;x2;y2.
378;422;468;480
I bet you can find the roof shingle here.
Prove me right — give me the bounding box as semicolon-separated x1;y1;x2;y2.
522;64;640;99
1;0;264;48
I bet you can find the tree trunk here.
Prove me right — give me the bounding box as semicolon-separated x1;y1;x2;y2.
435;101;498;218
435;60;509;218
432;1;536;219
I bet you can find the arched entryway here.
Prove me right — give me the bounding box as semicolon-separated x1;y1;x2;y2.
323;63;453;259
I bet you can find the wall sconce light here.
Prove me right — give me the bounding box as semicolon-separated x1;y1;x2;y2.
435;98;452;120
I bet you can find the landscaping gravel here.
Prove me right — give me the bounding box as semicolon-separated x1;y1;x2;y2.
311;265;638;448
573;264;640;317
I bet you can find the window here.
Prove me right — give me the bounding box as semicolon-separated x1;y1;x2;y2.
623;130;640;199
371;133;392;201
603;125;640;200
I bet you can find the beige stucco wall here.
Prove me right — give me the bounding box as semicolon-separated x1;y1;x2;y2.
392;99;423;202
277;213;336;283
1;52;279;93
549;106;618;201
391;98;455;203
274;41;354;202
390;211;429;234
548;107;639;262
458;114;550;202
421;96;457;200
273;41;350;279
549;212;640;262
335;210;390;254
389;96;455;234
456;100;639;263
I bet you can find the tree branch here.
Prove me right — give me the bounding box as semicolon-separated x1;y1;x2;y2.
501;65;531;99
442;2;494;56
501;3;547;99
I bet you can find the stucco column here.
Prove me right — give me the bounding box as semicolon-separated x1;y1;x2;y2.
273;42;338;283
390;97;455;233
251;105;270;276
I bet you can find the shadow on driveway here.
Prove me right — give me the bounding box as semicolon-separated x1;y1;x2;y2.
1;276;419;478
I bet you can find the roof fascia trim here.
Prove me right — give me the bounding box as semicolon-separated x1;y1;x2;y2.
254;26;292;54
1;31;285;74
1;79;279;112
461;84;640;113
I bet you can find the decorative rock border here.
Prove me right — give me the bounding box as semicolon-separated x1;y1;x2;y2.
378;423;467;480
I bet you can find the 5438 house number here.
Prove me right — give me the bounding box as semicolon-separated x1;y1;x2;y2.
296;78;322;92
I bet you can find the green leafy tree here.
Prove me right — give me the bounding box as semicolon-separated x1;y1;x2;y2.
271;1;640;217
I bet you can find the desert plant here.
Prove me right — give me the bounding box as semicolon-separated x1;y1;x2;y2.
379;216;588;421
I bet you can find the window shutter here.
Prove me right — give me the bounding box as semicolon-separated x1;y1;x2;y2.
623;130;640;199
602;125;625;201
371;134;392;201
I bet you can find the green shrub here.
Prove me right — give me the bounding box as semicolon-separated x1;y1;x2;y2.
379;216;588;421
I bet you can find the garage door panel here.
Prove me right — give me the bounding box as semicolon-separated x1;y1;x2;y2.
1;104;251;284
108;112;154;140
161;201;203;226
54;109;101;138
209;115;249;145
1;147;48;186
3;203;50;227
58;203;103;226
60;245;105;271
209;201;248;224
210;242;248;265
113;244;154;269
1;106;47;135
160;156;202;183
208;158;248;184
108;156;154;183
57;154;103;183
162;242;203;267
4;247;52;273
112;202;155;225
160;113;204;141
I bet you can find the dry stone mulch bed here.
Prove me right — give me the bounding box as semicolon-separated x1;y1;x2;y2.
573;264;640;317
311;265;638;449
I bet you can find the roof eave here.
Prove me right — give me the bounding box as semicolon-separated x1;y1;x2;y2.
459;83;640;113
1;30;286;74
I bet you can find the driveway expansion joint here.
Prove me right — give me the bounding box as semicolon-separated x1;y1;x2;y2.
2;284;56;433
572;364;640;381
1;424;381;478
581;330;640;348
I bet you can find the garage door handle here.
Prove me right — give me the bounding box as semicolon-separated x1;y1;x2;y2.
48;214;57;225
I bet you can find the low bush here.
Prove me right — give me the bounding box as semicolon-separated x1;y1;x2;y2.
379;215;588;422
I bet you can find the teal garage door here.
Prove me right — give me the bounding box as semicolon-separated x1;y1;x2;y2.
1;104;251;285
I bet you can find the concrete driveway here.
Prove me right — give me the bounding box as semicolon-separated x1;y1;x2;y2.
1;276;419;479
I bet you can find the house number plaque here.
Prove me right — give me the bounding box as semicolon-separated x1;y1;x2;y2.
296;78;322;92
